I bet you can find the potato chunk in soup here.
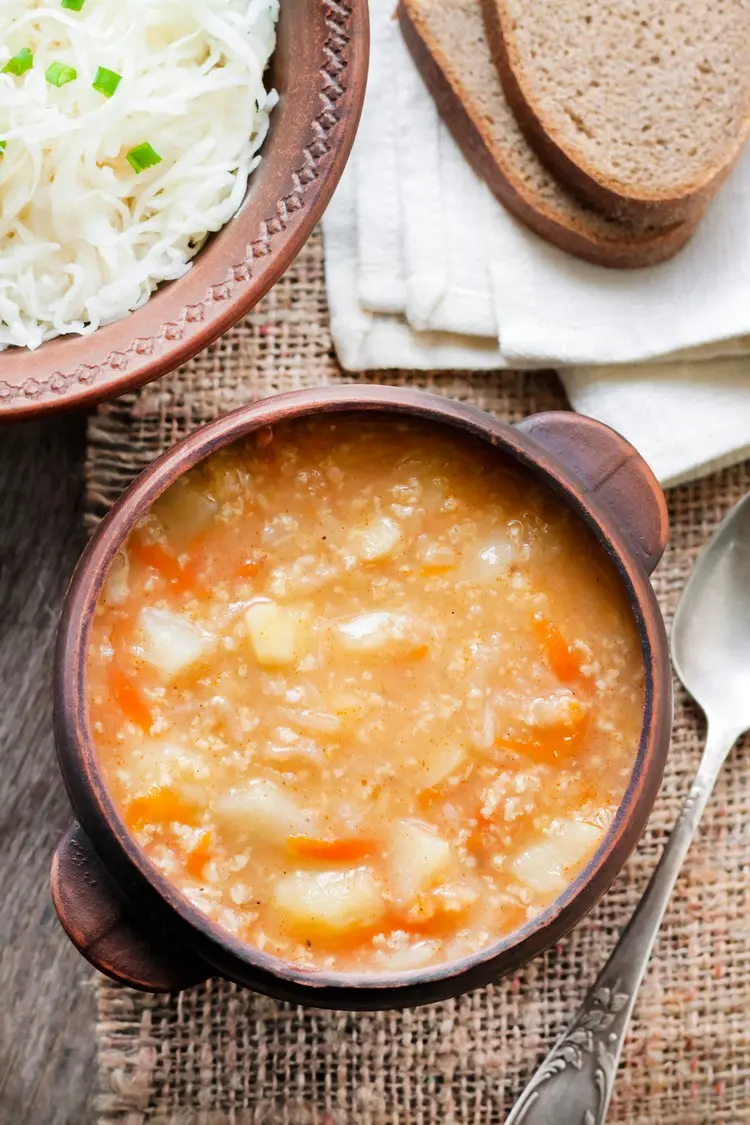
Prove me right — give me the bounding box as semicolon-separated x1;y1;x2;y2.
87;416;644;973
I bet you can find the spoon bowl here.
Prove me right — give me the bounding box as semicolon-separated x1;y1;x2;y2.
672;490;750;734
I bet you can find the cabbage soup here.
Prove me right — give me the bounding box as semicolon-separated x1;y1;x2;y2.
87;415;645;974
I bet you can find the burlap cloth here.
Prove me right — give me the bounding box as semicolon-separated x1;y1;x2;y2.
88;230;750;1125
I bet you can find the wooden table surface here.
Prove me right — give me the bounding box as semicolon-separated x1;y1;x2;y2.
0;415;98;1124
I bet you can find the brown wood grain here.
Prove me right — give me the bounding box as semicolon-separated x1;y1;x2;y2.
0;415;96;1125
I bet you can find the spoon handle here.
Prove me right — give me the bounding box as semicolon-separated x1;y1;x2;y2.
504;724;736;1125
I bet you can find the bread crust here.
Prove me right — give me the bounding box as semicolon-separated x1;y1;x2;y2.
480;0;748;225
399;0;700;268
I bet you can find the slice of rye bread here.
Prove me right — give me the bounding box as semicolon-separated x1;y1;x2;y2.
398;0;701;268
481;0;750;225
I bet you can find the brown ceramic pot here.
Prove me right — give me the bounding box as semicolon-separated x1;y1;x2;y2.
0;0;368;421
51;386;672;1009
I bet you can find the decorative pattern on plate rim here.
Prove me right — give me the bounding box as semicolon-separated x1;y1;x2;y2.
0;0;355;406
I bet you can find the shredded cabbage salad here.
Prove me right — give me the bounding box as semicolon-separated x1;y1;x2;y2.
0;0;279;350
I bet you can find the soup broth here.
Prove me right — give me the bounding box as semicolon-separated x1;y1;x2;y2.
87;415;645;973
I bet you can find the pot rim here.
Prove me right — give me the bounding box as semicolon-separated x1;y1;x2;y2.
54;385;671;998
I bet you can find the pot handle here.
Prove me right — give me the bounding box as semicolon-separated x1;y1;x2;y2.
517;412;668;575
50;820;212;993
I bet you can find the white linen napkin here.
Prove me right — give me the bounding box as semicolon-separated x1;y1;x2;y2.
325;164;504;371
353;1;406;316
563;360;750;485
489;168;750;366
321;0;750;485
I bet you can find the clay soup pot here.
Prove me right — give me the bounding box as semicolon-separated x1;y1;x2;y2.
51;386;672;1009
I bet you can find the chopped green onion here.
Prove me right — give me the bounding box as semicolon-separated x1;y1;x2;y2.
126;143;162;174
3;49;34;77
61;0;86;10
0;141;6;153
92;66;122;98
46;61;78;88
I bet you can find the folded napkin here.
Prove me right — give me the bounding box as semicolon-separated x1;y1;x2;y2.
322;0;750;485
325;164;504;371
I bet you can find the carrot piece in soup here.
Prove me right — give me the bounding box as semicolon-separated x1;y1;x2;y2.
527;731;582;766
417;786;442;810
126;786;198;830
186;830;213;878
107;664;152;732
496;700;589;766
108;613;137;656
237;551;267;579
129;537;198;595
392;642;430;664
286;836;376;862
532;612;588;685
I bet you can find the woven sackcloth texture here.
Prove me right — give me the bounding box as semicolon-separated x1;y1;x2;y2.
88;230;750;1125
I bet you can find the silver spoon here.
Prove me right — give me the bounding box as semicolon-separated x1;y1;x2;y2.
505;491;750;1125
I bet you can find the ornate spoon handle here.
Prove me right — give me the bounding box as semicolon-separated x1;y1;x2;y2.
505;725;736;1125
